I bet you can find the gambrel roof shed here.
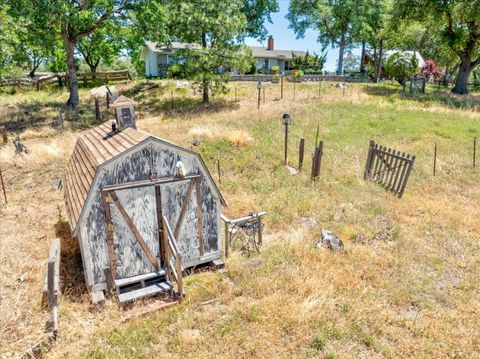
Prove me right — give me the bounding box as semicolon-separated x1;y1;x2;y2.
65;122;225;234
64;121;226;292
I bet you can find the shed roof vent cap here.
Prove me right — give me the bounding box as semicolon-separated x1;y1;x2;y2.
110;96;137;131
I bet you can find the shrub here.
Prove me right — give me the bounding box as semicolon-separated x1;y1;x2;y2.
293;70;303;78
167;63;183;79
271;65;280;74
421;59;443;82
384;52;419;87
472;67;480;88
246;62;257;75
311;335;326;351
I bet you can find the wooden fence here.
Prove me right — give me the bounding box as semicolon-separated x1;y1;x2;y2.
1;70;132;90
1;75;59;90
364;140;415;197
66;70;132;84
229;74;370;83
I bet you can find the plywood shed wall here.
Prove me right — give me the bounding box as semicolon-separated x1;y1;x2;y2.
64;122;225;290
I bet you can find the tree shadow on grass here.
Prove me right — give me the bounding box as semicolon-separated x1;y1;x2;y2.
138;96;241;117
0;97;105;134
119;80;241;117
54;218;88;303
364;83;480;111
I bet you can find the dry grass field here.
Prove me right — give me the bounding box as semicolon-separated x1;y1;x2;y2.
0;80;479;358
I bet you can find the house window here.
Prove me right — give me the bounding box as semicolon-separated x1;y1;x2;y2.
264;59;269;69
285;61;289;70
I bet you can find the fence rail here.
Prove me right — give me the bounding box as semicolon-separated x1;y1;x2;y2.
1;70;132;90
364;140;415;197
229;74;370;83
66;70;132;84
162;216;183;302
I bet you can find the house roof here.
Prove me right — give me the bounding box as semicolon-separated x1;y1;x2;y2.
248;46;306;60
65;122;225;232
145;41;202;54
144;41;306;60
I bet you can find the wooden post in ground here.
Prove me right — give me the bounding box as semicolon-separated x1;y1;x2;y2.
95;98;100;122
0;126;7;145
299;139;305;171
318;140;324;176
315;125;320;147
280;76;284;99
311;147;320;180
224;221;229;258
257;88;261;109
433;142;437;176
311;141;324;181
257;216;263;246
106;92;110;108
0;166;7;204
473;137;476;168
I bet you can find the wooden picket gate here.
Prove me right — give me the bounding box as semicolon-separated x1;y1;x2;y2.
364;140;415;197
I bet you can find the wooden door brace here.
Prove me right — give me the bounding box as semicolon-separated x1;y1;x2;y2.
109;191;160;271
173;179;196;239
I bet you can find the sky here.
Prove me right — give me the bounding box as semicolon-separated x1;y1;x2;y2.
244;1;361;72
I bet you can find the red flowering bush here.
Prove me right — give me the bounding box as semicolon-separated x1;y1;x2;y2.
421;59;443;81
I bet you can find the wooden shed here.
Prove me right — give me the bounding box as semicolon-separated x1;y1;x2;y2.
64;107;225;303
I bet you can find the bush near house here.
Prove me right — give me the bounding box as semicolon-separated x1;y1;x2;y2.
421;59;443;83
384;52;419;88
291;51;326;74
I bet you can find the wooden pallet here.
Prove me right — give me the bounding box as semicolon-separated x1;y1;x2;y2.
115;270;173;305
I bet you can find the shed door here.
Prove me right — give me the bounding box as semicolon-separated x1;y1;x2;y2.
159;177;205;266
107;186;161;279
102;176;205;280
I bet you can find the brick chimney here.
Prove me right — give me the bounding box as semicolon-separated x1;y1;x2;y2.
267;36;274;51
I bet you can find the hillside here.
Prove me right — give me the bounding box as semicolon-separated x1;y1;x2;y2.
0;81;479;358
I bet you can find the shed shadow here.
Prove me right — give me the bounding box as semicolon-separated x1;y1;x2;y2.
54;218;88;302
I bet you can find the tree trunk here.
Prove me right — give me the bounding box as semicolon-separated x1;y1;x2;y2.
201;32;209;103
360;41;366;74
337;34;345;75
375;39;383;83
452;58;472;94
64;37;79;109
202;77;209;103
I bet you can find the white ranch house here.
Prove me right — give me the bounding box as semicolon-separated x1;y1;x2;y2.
140;36;306;77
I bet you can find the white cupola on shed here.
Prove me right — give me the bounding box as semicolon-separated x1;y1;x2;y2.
110;95;137;131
